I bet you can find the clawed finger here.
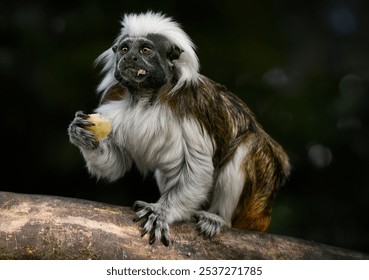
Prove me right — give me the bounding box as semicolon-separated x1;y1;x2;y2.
75;111;88;118
75;118;95;128
132;200;148;211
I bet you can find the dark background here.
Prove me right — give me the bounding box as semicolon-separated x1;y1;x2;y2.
1;0;368;254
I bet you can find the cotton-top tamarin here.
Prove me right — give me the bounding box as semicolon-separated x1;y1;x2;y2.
68;11;290;246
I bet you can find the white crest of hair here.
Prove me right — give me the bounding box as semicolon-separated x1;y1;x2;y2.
95;11;201;96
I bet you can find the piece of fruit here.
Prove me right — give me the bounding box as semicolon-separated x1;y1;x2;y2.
85;113;112;141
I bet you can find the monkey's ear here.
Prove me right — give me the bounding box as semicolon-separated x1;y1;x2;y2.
167;45;183;61
112;45;118;53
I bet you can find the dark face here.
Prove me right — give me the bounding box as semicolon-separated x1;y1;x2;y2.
112;34;182;92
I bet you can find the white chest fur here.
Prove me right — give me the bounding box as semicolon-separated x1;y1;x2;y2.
96;97;185;172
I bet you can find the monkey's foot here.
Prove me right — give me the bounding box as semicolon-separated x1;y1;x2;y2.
194;211;226;238
132;200;170;246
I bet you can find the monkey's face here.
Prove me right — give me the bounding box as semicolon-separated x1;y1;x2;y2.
113;34;182;92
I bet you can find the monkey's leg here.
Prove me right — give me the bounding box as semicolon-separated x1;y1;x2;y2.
194;143;250;238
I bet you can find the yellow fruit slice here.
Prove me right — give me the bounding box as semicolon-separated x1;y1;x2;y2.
85;113;112;141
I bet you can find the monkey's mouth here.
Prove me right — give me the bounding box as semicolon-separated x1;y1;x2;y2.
136;69;146;76
115;64;150;87
123;66;148;78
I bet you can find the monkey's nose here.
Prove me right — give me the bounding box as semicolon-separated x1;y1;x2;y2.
124;55;138;62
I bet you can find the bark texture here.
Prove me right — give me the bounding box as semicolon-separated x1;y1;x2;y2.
0;191;368;260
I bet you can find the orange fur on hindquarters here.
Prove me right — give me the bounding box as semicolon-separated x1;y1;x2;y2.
232;205;272;232
230;135;288;232
232;189;272;232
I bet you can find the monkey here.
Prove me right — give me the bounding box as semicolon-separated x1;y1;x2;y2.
68;11;290;246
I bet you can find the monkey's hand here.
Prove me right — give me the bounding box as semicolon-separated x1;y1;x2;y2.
132;200;171;246
68;111;99;149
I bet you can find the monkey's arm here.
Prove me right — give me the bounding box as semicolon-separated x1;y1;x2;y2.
68;111;132;181
81;142;132;181
133;118;214;246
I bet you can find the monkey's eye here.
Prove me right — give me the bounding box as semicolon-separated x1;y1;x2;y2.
120;47;129;54
140;47;152;55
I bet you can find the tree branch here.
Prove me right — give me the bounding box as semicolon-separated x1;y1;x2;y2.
0;191;367;260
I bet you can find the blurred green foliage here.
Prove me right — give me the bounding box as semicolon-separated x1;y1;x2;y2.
1;0;368;254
